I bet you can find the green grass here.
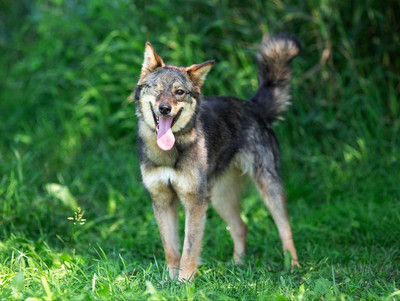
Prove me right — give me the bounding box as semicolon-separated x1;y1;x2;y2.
1;0;399;299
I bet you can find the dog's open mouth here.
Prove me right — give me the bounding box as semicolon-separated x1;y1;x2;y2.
150;103;183;151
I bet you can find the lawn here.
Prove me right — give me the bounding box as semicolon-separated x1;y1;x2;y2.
0;0;399;300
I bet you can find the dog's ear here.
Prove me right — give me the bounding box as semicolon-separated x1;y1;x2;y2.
139;42;164;83
185;60;214;89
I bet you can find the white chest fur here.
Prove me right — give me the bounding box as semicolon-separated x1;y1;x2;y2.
141;166;200;201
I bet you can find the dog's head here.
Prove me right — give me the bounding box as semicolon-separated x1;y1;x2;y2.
135;42;213;151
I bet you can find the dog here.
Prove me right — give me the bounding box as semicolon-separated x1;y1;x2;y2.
133;34;301;282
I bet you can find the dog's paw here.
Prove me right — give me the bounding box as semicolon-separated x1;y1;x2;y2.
291;259;300;268
233;252;246;265
168;267;180;280
178;270;196;283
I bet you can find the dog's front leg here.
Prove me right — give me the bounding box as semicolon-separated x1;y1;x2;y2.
151;191;180;280
179;198;208;282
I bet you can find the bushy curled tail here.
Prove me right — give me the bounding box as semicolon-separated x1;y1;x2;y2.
251;33;301;122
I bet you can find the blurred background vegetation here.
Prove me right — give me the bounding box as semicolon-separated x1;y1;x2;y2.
0;0;399;299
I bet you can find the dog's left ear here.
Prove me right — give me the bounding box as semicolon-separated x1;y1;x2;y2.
139;42;165;83
185;60;214;89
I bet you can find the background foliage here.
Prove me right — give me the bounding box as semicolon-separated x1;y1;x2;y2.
0;0;399;299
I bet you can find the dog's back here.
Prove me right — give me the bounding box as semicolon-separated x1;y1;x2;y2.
198;34;301;182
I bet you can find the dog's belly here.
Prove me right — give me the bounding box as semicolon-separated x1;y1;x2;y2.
141;166;203;203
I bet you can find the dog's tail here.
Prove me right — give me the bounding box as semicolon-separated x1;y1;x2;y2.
250;33;301;122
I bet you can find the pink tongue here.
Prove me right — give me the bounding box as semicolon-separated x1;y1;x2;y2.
157;116;175;151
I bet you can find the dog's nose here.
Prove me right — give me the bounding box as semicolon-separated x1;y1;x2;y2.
159;103;171;115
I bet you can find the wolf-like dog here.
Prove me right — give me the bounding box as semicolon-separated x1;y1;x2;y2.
134;34;301;281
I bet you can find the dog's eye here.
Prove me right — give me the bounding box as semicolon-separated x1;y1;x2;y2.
175;89;185;96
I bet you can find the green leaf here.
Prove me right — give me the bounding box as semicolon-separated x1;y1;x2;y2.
10;272;24;293
284;251;292;271
314;278;331;297
45;183;78;211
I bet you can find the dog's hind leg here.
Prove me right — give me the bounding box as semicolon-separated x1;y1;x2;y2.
151;188;181;279
211;167;248;264
252;159;299;267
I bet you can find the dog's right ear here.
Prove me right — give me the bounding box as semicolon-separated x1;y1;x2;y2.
139;42;164;83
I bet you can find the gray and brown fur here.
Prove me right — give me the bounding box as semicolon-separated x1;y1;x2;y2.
134;34;301;281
